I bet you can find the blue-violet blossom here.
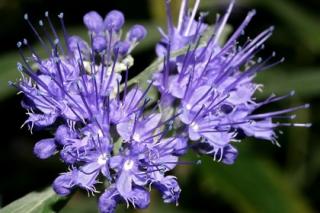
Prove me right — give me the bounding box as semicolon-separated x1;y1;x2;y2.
11;0;311;212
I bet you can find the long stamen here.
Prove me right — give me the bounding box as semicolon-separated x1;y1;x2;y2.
185;0;200;36
249;104;310;119
58;13;70;53
177;0;188;31
223;9;256;49
212;0;235;44
165;0;174;37
45;11;65;53
24;14;51;55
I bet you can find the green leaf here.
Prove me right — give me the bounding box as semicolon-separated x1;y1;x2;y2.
254;0;320;54
256;68;320;98
0;51;21;100
148;0;181;26
197;151;314;213
0;188;69;213
59;192;97;213
201;0;320;53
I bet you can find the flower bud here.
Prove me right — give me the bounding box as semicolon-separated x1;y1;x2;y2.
130;187;150;209
221;144;238;165
154;176;180;204
127;25;147;42
53;173;73;196
83;11;104;32
67;36;89;53
33;138;57;159
93;35;107;51
99;186;119;213
104;10;124;32
55;125;74;145
113;41;130;56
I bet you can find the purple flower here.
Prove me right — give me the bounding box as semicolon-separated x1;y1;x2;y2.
104;10;125;32
33;138;57;159
154;176;181;204
128;25;148;42
12;1;311;212
153;0;311;161
83;11;104;33
99;185;120;213
53;172;74;196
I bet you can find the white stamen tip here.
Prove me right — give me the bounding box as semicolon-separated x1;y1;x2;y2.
17;62;23;71
250;9;257;15
17;41;22;48
39;20;44;26
54;39;60;45
58;13;64;18
45;11;49;17
293;123;312;128
290;114;297;119
305;123;312;127
23;38;28;45
290;90;295;96
257;57;262;63
304;103;310;108
24;13;28;20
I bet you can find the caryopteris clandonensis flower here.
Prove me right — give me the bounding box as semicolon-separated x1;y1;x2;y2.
153;0;311;162
11;0;311;212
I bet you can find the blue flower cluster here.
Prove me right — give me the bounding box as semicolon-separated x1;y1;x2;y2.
11;0;310;212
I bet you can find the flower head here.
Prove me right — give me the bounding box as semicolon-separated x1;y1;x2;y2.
153;0;311;161
11;1;311;212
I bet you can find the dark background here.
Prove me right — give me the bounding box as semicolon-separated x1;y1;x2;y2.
0;0;319;212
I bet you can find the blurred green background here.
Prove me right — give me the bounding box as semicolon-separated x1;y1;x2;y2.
0;0;319;212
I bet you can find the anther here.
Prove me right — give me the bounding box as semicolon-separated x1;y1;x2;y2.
257;57;262;63
58;13;64;19
17;41;22;48
290;114;297;119
17;62;23;71
54;39;60;45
